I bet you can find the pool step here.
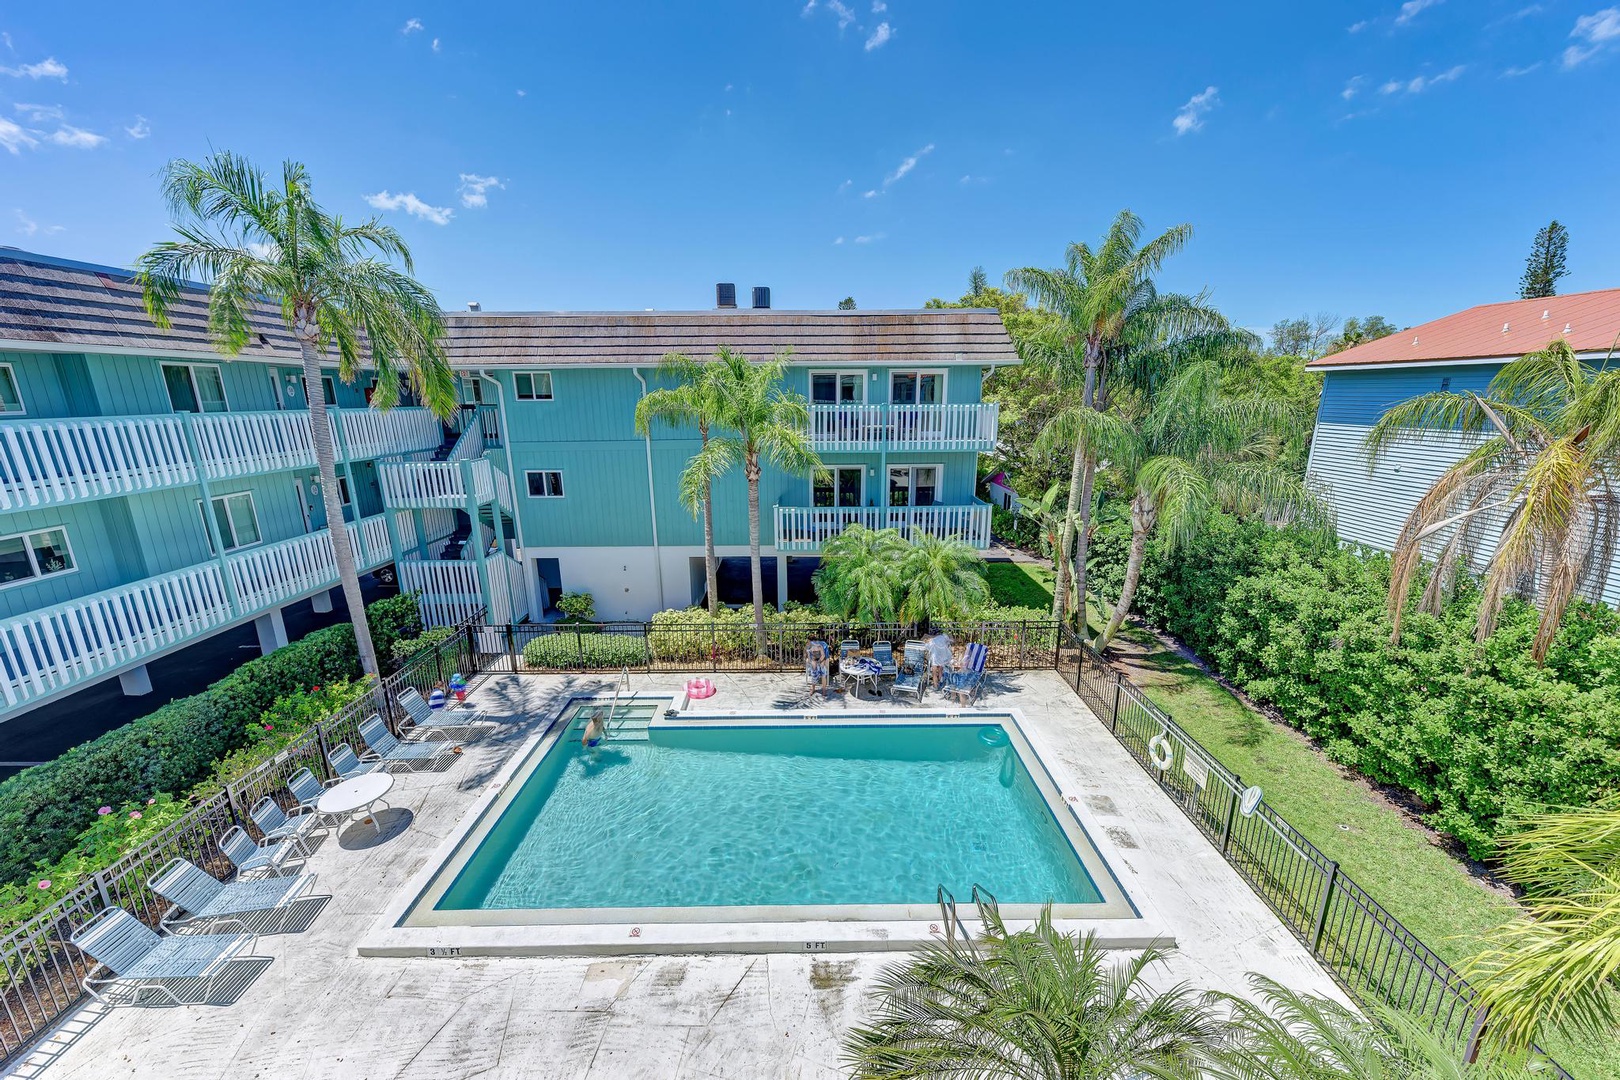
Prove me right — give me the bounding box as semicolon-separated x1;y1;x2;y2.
567;712;653;743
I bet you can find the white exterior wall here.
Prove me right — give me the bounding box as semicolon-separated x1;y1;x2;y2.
518;544;779;621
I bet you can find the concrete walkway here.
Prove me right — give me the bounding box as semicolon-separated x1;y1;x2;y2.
6;670;1343;1080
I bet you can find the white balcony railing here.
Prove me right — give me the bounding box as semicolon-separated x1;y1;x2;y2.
808;403;999;452
192;410;318;480
337;407;443;461
0;511;403;710
773;502;992;552
378;454;510;512
398;551;527;628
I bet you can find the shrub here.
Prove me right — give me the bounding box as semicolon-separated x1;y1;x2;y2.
390;624;457;666
522;630;649;669
0;594;409;886
556;591;596;621
367;591;424;671
990;505;1039;549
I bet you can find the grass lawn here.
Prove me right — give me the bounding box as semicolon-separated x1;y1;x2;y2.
986;559;1617;1078
984;561;1057;609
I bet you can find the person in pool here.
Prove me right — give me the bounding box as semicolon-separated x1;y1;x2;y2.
581;707;608;749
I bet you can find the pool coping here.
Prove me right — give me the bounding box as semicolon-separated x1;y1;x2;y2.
358;695;1173;957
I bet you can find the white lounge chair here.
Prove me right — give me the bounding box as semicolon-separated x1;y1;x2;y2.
147;858;321;932
358;714;457;772
220;825;303;879
891;640;928;703
944;642;990;704
249;796;320;853
397;686;487;734
70;907;265;1006
327;743;379;783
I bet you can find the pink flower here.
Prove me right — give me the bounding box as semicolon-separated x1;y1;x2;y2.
97;806;112;815
311;685;321;692
263;723;273;731
146;798;156;805
37;879;51;890
128;811;142;820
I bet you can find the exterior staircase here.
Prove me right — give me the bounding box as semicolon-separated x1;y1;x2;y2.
437;510;472;560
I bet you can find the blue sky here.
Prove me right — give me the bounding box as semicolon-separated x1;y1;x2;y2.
0;1;1617;334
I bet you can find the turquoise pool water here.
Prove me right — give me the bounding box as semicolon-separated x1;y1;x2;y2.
435;713;1105;911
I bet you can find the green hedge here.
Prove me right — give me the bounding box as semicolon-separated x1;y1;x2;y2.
522;631;650;669
1089;512;1620;858
0;592;421;887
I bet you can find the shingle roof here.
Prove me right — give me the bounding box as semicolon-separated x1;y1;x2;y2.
1308;287;1620;369
0;249;1019;368
441;309;1018;367
0;249;300;359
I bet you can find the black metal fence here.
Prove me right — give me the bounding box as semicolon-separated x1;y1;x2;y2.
1056;624;1571;1078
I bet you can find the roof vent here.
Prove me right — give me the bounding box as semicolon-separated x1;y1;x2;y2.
716;283;737;309
752;286;771;310
1543;309;1550;319
467;301;481;312
1564;323;1572;334
1502;322;1511;333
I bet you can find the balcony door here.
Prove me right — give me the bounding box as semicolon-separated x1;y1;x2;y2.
888;465;939;507
811;371;864;404
814;466;864;508
889;371;942;405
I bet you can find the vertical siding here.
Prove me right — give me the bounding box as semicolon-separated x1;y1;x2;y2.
85;353;170;415
0;351;72;418
52;353;99;416
0;502;130;618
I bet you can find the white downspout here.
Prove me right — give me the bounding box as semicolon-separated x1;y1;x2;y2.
632;368;667;611
482;369;532;618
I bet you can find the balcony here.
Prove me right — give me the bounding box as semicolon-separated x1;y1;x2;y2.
808;403;999;452
0;509;436;713
0;407;443;512
773;502;992;553
376;424;515;512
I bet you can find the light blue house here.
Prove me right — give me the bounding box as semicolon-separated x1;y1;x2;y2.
1305;288;1620;601
0;255;1017;719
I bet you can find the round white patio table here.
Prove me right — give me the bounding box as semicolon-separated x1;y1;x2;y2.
843;656;883;699
317;772;395;836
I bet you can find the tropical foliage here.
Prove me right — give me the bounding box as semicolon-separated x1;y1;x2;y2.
136;153;456;677
1364;339;1620;663
813;526;989;623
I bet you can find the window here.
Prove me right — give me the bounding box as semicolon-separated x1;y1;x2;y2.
197;492;262;553
162;363;229;414
1439;377;1452;392
890;370;943;405
525;470;565;498
0;527;76;587
814;466;864;508
337;476;352;506
888;465;939;507
810;371;864;404
462;375;485;404
0;364;25;415
514;372;554;401
321;376;337;406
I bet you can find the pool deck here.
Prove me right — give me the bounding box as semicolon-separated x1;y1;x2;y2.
6;670;1347;1080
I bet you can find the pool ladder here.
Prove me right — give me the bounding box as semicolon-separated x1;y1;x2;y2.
936;883;999;945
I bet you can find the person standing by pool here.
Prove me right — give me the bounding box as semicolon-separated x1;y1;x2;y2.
581;707;608;750
805;640;837;695
927;631;954;689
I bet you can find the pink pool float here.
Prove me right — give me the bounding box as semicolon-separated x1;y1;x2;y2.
685;677;717;700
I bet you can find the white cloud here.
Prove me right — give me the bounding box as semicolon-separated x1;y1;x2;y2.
853;233;884;244
1341;75;1367;100
833;236;845;245
0;117;36;154
801;0;817;14
1563;7;1620;68
837;178;852;193
1172;86;1219;135
1379;64;1465;94
364;190;453;225
246;240;279;260
1394;0;1443;27
1348;19;1370;32
125;115;150;139
827;0;857;29
862;188;878;198
516;89;527;97
431;37;441;51
457;173;503;208
1;57;67;79
884;143;933;187
724;83;733;92
1;32;11;51
401;18;423;33
47;125;105;149
1503;62;1543;76
15;209;63;237
872;0;886;10
14;102;60;122
864;22;893;49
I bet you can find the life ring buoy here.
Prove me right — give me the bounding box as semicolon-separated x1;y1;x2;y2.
685;678;716;700
1148;733;1174;771
978;726;1008;748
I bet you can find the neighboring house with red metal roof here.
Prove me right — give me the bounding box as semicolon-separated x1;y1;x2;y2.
1305;287;1620;606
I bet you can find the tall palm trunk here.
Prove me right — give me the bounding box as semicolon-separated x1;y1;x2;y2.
745;450;766;652
1055;338;1102;626
1051;439;1082;619
700;423;719;616
1095;494;1153;651
298;336;379;677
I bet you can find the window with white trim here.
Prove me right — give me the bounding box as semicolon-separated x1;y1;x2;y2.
514;372;554;401
814;466;864;507
810;371;864;404
525;470;565;498
198;491;262;553
0;364;25;415
162;363;229;414
0;527;75;587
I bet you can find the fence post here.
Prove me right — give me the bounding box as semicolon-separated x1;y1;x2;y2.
223;781;245;829
576;628;585;671
507;624;517;674
1309;861;1340;954
91;868;112;910
315;721;332;779
1463;1006;1490;1064
711;622;718;674
1051;620;1060;671
1109;678;1122;732
1220;781;1239;853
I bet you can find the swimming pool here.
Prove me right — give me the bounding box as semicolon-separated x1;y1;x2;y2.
397;698;1138;935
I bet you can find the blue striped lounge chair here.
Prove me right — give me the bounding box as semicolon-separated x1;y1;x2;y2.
891;640;928;703
220;825;304;879
327;743;379;784
398;686;487;734
835;639;862;687
70;907;264;1006
147;858;321;932
872;640;898;680
249;796;320;854
945;641;990;704
358;714;457;772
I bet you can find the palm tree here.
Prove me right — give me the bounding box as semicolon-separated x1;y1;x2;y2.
1209;975;1541;1079
137;153;455;678
899;533;990;622
634;352;731;616
1082;341;1321;651
814;524;906;622
843;898;1219;1079
1007;210;1219;626
1363;339;1620;663
1463;797;1620;1055
706;346;822;644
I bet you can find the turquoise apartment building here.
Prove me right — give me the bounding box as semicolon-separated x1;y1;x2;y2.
0;252;1017;721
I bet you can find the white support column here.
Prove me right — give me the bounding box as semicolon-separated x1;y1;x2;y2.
118;664;153;697
253;607;290;654
311;589;335;614
776;554;789;612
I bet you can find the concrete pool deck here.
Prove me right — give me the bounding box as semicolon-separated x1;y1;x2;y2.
5;670;1347;1080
